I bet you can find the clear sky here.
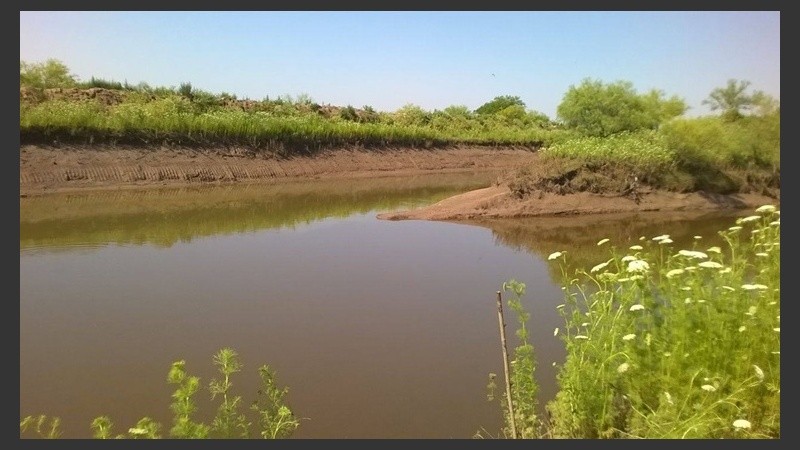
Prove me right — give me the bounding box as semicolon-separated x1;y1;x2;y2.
20;11;780;119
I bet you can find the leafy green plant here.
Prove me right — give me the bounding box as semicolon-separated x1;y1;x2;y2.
209;348;250;438
251;365;300;439
544;205;780;438
20;415;62;439
21;348;299;439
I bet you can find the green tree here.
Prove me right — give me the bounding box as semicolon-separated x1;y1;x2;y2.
475;95;526;116
750;90;780;117
702;79;759;121
557;79;686;137
20;59;77;89
393;103;430;127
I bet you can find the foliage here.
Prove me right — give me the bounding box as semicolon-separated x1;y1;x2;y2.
20;59;77;89
21;349;299;439
475;95;526;116
502;280;541;438
251;365;301;438
702;79;777;122
209;348;250;438
19;415;62;439
557;79;686;137
544;206;780;438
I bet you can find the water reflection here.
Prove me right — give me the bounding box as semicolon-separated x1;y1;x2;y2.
20;173;496;251
470;209;748;278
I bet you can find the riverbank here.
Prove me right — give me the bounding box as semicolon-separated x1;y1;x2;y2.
19;144;536;196
377;185;779;221
20;144;779;218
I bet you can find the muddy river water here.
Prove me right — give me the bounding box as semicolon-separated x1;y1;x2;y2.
20;173;746;438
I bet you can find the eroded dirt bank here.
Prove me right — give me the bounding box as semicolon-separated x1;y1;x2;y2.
19;145;537;196
377;185;779;221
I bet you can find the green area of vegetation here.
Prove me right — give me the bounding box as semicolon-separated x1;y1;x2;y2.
20;59;779;196
487;205;780;438
20;348;298;439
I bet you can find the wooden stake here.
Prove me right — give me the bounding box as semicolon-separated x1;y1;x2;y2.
496;290;518;439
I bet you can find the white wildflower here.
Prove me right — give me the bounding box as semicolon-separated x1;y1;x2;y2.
699;261;723;269
741;284;768;290
666;268;684;278
678;250;708;259
652;234;670;241
739;215;761;223
590;260;612;273
553;327;559;337
684;298;692;304
128;428;148;435
770;220;780;226
621;255;637;263
574;335;589;340
733;419;751;429
756;205;776;213
706;246;722;254
701;384;716;392
629;245;643;250
738;326;746;332
664;391;673;405
754;365;764;381
746;306;757;316
728;226;742;232
617;362;630;374
597;238;610;246
719;268;732;274
548;251;563;260
756;252;769;257
622;333;636;341
774;327;780;332
658;238;673;244
629;304;645;312
627;259;650;273
693;235;702;240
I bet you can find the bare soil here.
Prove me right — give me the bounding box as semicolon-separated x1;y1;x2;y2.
377;185;779;221
19;144;536;196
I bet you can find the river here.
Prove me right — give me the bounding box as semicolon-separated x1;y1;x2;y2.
20;173;747;439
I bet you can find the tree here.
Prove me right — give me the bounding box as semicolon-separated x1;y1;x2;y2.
557;78;686;137
702;79;758;121
475;95;526;116
20;59;77;89
750;90;780;117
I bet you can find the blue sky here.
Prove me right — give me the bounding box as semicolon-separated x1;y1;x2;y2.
20;11;779;119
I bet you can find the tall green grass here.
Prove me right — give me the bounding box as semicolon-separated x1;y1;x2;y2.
539;205;780;438
20;96;560;151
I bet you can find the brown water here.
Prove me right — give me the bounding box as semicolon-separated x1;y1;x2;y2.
19;174;749;439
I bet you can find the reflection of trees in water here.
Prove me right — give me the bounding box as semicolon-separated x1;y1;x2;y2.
480;210;746;281
20;174;493;250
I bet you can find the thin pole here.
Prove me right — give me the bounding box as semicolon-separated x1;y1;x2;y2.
496;290;518;439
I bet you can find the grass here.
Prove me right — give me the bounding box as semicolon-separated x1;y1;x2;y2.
489;205;779;438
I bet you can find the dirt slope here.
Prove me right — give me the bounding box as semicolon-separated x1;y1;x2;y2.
377;185;779;220
19;145;537;196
